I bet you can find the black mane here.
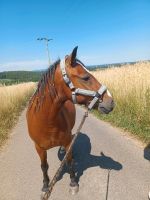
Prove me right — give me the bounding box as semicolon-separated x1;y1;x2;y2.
36;59;60;95
30;59;60;111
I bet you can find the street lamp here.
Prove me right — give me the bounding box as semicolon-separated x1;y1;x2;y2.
37;37;53;66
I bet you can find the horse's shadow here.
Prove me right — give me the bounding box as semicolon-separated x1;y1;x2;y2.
144;143;150;161
57;132;123;183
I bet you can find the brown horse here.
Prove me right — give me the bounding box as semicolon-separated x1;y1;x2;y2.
26;46;114;193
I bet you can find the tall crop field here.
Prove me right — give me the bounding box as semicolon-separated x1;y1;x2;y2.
0;82;36;146
91;61;150;143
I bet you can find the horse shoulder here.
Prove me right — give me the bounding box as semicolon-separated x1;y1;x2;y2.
59;100;76;130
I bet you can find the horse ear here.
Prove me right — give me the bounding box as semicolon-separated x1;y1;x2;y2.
71;46;78;66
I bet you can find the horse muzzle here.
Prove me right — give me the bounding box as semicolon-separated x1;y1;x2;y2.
98;99;115;114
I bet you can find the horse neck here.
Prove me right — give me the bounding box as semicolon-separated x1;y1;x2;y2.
34;64;70;119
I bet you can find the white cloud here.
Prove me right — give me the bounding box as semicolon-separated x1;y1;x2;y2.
0;59;48;72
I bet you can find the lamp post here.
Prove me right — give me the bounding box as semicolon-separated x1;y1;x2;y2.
37;37;53;66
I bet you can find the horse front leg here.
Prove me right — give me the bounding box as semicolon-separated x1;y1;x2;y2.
35;144;50;192
65;143;79;194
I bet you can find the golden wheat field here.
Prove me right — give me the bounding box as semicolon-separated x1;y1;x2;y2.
0;82;36;145
92;61;150;101
92;61;150;142
0;62;149;145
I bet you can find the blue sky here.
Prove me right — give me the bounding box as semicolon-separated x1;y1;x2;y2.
0;0;150;71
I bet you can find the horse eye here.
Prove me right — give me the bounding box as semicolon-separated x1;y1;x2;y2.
82;75;90;81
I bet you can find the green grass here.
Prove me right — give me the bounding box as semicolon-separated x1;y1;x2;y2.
0;79;17;85
91;88;150;143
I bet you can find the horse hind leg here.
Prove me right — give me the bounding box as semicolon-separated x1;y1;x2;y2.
65;142;79;195
35;144;50;192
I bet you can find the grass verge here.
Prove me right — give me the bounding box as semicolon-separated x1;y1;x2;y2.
91;61;150;144
0;82;36;147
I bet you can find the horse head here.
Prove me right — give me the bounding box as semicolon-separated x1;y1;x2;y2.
58;46;115;114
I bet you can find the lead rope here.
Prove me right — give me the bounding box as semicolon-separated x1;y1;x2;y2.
41;108;89;200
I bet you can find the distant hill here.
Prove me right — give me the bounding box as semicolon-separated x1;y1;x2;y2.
0;71;42;85
0;60;149;85
87;60;150;71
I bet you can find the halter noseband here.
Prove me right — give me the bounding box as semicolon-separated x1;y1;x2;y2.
60;59;107;110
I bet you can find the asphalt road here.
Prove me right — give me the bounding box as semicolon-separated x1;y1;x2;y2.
0;106;150;200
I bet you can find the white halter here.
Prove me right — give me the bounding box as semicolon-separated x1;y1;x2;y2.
60;59;107;110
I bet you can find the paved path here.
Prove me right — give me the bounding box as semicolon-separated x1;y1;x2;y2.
0;106;150;200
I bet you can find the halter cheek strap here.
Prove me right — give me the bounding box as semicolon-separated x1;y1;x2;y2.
60;59;75;90
60;59;107;110
60;59;77;103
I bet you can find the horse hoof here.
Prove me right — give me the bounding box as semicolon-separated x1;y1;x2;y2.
42;186;49;192
69;184;79;195
40;191;47;200
59;146;66;154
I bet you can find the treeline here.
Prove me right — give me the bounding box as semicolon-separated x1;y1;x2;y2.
87;61;140;71
1;60;149;85
0;71;42;85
